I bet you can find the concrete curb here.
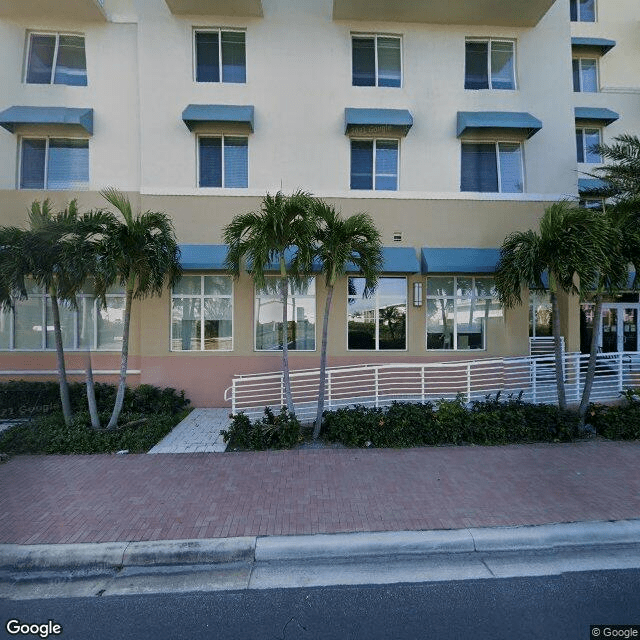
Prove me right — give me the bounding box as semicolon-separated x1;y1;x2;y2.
2;519;640;574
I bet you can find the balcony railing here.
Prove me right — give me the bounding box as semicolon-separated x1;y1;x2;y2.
332;0;557;27
225;351;640;422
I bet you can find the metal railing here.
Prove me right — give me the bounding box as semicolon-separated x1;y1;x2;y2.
224;351;640;421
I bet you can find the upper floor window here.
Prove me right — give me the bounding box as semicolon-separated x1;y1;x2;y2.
570;0;596;22
195;29;246;83
573;58;598;92
465;39;515;90
171;275;233;351
198;136;248;188
350;139;398;191
19;138;89;190
348;277;406;350
576;128;601;163
352;35;401;87
25;33;87;86
460;142;523;193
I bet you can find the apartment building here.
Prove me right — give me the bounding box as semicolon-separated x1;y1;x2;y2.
0;0;638;406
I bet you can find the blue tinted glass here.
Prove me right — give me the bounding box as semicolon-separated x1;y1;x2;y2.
20;139;46;189
375;140;398;191
224;137;248;188
377;37;401;87
461;143;498;192
576;129;585;163
352;38;375;86
26;34;55;84
54;35;87;86
47;139;89;189
221;31;246;83
199;137;222;187
579;0;595;21
498;143;523;193
465;41;488;89
351;140;373;189
196;32;220;82
572;59;581;91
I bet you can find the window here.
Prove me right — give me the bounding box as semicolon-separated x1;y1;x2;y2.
352;35;401;87
350;139;398;190
348;277;406;350
0;282;125;351
576;128;601;163
19;138;89;190
25;33;87;86
426;276;501;350
573;58;598;92
195;30;246;83
198;136;248;188
460;142;523;193
579;197;605;211
465;39;515;90
529;293;552;338
255;278;315;351
570;0;596;22
171;275;232;351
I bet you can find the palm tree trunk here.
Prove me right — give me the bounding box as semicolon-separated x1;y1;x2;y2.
550;291;567;410
578;294;603;424
49;290;73;426
280;271;295;415
107;284;133;429
84;347;101;430
314;282;334;439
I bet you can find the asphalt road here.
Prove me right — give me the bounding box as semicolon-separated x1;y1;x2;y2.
2;569;639;640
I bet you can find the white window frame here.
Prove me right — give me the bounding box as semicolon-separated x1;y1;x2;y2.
18;136;90;190
254;277;316;352
465;38;517;90
193;28;247;84
350;138;400;191
351;33;403;88
576;127;602;164
24;31;87;85
196;134;249;189
571;0;597;22
347;276;408;351
460;140;525;194
425;276;498;351
573;56;599;92
170;275;234;352
1;289;125;351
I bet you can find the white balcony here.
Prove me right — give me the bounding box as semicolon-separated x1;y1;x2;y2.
164;0;262;16
332;0;557;27
0;0;107;21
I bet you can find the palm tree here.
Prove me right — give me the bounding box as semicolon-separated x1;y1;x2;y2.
97;188;182;429
592;134;640;200
312;202;382;438
495;201;613;410
223;191;317;415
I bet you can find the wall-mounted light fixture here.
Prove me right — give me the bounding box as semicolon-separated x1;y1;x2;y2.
413;281;423;307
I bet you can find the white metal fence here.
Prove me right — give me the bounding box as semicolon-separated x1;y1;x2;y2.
224;351;640;421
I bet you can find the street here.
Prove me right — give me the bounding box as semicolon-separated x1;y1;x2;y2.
2;569;639;639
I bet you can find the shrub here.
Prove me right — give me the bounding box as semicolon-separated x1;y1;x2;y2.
588;388;640;440
221;407;301;451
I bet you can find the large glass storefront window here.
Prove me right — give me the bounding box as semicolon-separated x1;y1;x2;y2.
255;278;315;351
426;276;501;350
348;277;406;350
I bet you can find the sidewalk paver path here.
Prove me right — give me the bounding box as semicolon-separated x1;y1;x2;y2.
1;441;639;545
148;408;229;453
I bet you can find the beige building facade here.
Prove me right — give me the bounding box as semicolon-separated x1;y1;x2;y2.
0;0;638;406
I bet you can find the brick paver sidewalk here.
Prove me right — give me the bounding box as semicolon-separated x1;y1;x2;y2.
1;441;639;545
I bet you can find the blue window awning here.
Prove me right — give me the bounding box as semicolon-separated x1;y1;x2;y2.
0;106;93;134
421;248;500;274
347;247;420;274
456;111;542;139
574;107;619;126
571;37;616;55
182;104;254;132
179;244;228;270
344;108;413;136
578;178;609;195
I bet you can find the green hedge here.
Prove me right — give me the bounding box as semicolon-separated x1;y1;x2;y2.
322;395;580;448
222;407;301;451
588;389;640;440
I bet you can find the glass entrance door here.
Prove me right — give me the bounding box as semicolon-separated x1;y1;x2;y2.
601;307;618;352
599;304;640;352
622;308;638;352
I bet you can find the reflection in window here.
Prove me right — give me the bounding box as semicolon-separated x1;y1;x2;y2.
171;275;233;351
255;278;315;351
348;277;406;350
426;276;502;350
529;292;552;338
